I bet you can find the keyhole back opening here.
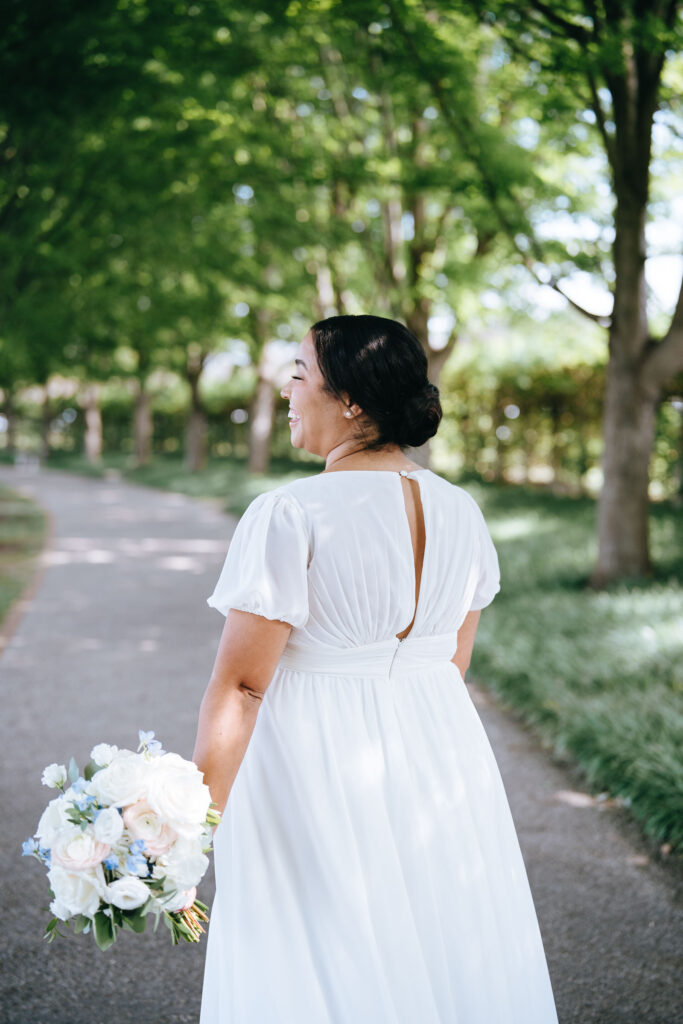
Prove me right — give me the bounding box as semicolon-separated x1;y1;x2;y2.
395;471;426;641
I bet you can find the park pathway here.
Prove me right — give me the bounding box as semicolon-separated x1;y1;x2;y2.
0;464;681;1024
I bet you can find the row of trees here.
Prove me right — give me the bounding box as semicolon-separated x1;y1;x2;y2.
1;1;681;583
8;336;682;502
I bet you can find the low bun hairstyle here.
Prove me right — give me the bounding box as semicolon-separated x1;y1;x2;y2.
309;314;442;451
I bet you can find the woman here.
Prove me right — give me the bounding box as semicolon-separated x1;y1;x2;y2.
193;315;558;1022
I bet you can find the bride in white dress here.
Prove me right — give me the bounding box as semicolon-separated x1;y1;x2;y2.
193;314;558;1023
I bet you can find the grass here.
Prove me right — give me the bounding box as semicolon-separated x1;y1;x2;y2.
465;479;683;855
44;452;683;853
0;484;48;629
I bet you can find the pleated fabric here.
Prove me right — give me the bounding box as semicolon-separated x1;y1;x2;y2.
200;470;558;1023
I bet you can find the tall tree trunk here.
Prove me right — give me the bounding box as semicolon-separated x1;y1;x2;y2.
593;354;657;583
185;348;207;473
591;123;653;583
247;313;279;475
40;385;51;461
248;367;276;475
82;384;102;465
315;263;337;321
134;379;153;467
185;376;207;473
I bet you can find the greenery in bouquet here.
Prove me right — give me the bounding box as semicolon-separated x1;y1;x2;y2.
22;731;221;950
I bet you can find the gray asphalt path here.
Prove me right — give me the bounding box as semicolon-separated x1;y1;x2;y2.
0;465;681;1024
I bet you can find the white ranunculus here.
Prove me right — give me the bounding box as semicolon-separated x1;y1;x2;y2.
146;754;211;839
41;763;67;789
158;884;197;913
154;837;209;890
93;807;124;845
90;743;118;767
89;750;149;808
104;876;150;910
51;827;110;871
36;796;70;847
122;800;176;856
48;864;105;921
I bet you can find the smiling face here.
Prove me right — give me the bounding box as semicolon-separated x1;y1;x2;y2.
280;331;362;459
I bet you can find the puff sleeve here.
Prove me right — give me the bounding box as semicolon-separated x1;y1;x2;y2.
468;499;501;611
206;489;311;628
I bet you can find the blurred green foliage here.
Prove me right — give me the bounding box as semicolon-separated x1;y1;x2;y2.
0;485;47;625
470;482;683;851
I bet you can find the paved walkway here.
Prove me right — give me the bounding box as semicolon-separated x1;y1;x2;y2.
0;465;681;1024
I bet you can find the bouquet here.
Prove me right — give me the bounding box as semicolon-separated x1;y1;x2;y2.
22;731;221;950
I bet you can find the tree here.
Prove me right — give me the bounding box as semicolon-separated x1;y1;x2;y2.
383;0;682;582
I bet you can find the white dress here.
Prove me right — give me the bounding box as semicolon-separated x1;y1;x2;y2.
200;468;558;1023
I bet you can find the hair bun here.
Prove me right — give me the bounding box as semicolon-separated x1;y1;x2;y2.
394;381;442;448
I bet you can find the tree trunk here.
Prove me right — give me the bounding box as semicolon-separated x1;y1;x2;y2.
315;263;337;320
40;387;51;461
591;356;657;584
248;370;276;475
185;371;207;473
82;384;102;465
591;166;653;584
134;381;153;467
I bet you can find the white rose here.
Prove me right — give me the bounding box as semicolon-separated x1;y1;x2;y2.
157;884;197;913
48;864;105;921
36;797;71;847
41;763;67;789
122;800;176;856
90;750;149;808
146;754;211;839
90;743;118;766
154;837;209;890
93;807;124;845
51;827;110;871
104;876;150;910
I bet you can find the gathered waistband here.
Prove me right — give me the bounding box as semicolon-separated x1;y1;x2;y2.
278;632;459;677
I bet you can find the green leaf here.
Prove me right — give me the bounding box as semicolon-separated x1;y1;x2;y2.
67;757;79;784
83;759;100;782
121;911;148;934
44;917;66;943
73;914;91;935
93;910;117;951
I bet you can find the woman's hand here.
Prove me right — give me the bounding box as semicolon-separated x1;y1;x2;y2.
192;609;293;815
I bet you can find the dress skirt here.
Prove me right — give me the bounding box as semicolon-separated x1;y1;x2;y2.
199;635;558;1023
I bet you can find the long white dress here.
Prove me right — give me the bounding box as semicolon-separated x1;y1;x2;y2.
200;468;558;1023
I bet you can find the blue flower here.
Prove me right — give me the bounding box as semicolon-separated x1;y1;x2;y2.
126;839;149;876
126;853;149;876
138;730;165;756
73;793;97;811
39;847;51;867
70;777;88;794
22;837;39;857
103;854;119;871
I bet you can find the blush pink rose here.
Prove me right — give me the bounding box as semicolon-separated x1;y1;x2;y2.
123;800;177;856
51;829;110;871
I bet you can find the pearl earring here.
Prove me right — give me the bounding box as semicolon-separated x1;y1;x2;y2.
345;411;352;417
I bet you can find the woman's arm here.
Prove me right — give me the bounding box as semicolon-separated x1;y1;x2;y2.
192;609;293;815
452;609;481;678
